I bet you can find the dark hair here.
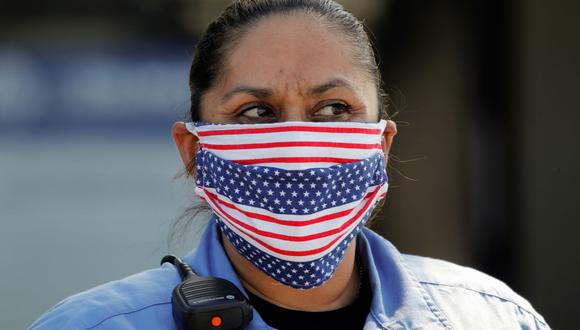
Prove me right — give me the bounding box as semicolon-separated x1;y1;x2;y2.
171;0;389;244
188;0;388;122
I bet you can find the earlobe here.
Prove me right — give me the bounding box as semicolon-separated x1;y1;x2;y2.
381;120;397;161
171;122;199;176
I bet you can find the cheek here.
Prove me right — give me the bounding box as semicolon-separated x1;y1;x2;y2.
200;110;230;123
368;89;381;120
361;90;380;121
197;90;232;123
351;73;380;120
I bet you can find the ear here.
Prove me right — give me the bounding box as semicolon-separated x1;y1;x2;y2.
172;122;199;176
381;120;397;164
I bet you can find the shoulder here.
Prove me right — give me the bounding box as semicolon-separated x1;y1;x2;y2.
360;229;549;329
29;264;180;330
402;253;550;329
402;253;523;304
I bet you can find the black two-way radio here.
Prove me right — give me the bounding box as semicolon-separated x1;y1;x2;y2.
161;255;253;330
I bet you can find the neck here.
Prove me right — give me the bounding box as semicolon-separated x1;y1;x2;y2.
221;233;360;312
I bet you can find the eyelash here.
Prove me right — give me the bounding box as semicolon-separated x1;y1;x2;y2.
239;102;352;120
313;102;352;117
239;104;276;120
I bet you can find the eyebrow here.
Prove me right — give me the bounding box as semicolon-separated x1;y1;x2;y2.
308;78;354;96
221;86;273;104
221;78;356;104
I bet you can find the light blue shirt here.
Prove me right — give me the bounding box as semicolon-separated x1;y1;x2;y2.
30;216;549;329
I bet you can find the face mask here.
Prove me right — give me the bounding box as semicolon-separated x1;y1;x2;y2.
186;120;388;289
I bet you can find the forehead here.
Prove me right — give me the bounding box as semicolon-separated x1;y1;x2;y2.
218;12;373;92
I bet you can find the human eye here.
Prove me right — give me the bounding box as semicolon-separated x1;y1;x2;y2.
312;102;351;120
239;104;276;122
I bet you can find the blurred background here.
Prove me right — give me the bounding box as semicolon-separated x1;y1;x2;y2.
1;0;578;328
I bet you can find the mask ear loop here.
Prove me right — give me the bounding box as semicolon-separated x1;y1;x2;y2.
183;122;203;179
375;119;389;159
191;138;206;181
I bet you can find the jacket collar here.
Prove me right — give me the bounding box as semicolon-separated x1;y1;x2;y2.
184;216;451;330
184;217;273;329
358;227;452;329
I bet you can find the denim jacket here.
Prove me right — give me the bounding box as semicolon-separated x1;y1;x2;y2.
30;216;549;329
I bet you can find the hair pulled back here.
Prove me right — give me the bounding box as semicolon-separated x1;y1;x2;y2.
188;0;387;121
172;1;388;243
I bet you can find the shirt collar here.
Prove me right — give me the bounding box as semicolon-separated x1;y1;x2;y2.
183;216;273;329
184;216;451;330
359;226;452;329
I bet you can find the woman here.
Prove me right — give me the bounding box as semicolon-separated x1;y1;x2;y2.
31;0;549;329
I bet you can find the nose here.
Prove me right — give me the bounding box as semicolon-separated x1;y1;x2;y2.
278;106;309;122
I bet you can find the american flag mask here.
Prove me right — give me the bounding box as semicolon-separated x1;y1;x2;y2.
186;120;389;289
